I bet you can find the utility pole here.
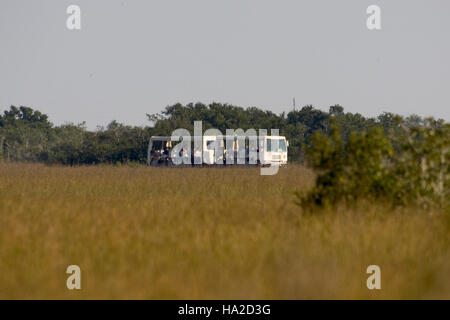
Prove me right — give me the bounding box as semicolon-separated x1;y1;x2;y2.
293;98;296;112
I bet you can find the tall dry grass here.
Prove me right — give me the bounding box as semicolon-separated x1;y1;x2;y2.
0;163;449;299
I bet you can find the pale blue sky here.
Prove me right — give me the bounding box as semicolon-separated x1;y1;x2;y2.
1;0;449;129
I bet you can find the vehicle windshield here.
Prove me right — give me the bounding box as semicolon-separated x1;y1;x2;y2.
206;139;224;150
206;140;216;150
265;138;287;152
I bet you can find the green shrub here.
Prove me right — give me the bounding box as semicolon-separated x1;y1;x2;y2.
297;119;449;211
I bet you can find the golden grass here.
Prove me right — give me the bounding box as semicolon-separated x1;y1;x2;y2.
0;163;449;299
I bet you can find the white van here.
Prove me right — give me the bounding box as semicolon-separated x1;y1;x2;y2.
259;135;288;166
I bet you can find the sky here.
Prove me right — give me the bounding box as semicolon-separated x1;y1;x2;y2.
0;0;449;129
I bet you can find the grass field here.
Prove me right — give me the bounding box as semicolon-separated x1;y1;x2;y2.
0;163;449;299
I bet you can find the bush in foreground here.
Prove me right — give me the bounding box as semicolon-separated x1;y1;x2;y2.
297;119;449;211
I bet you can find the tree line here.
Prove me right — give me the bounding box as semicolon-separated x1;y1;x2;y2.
0;103;444;165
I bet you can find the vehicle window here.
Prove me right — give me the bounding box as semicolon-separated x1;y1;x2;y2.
265;139;287;152
207;141;215;150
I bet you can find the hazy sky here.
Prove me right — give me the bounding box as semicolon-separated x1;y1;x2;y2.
1;0;449;129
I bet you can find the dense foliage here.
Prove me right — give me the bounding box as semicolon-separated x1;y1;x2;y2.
0;106;152;164
0;103;447;168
